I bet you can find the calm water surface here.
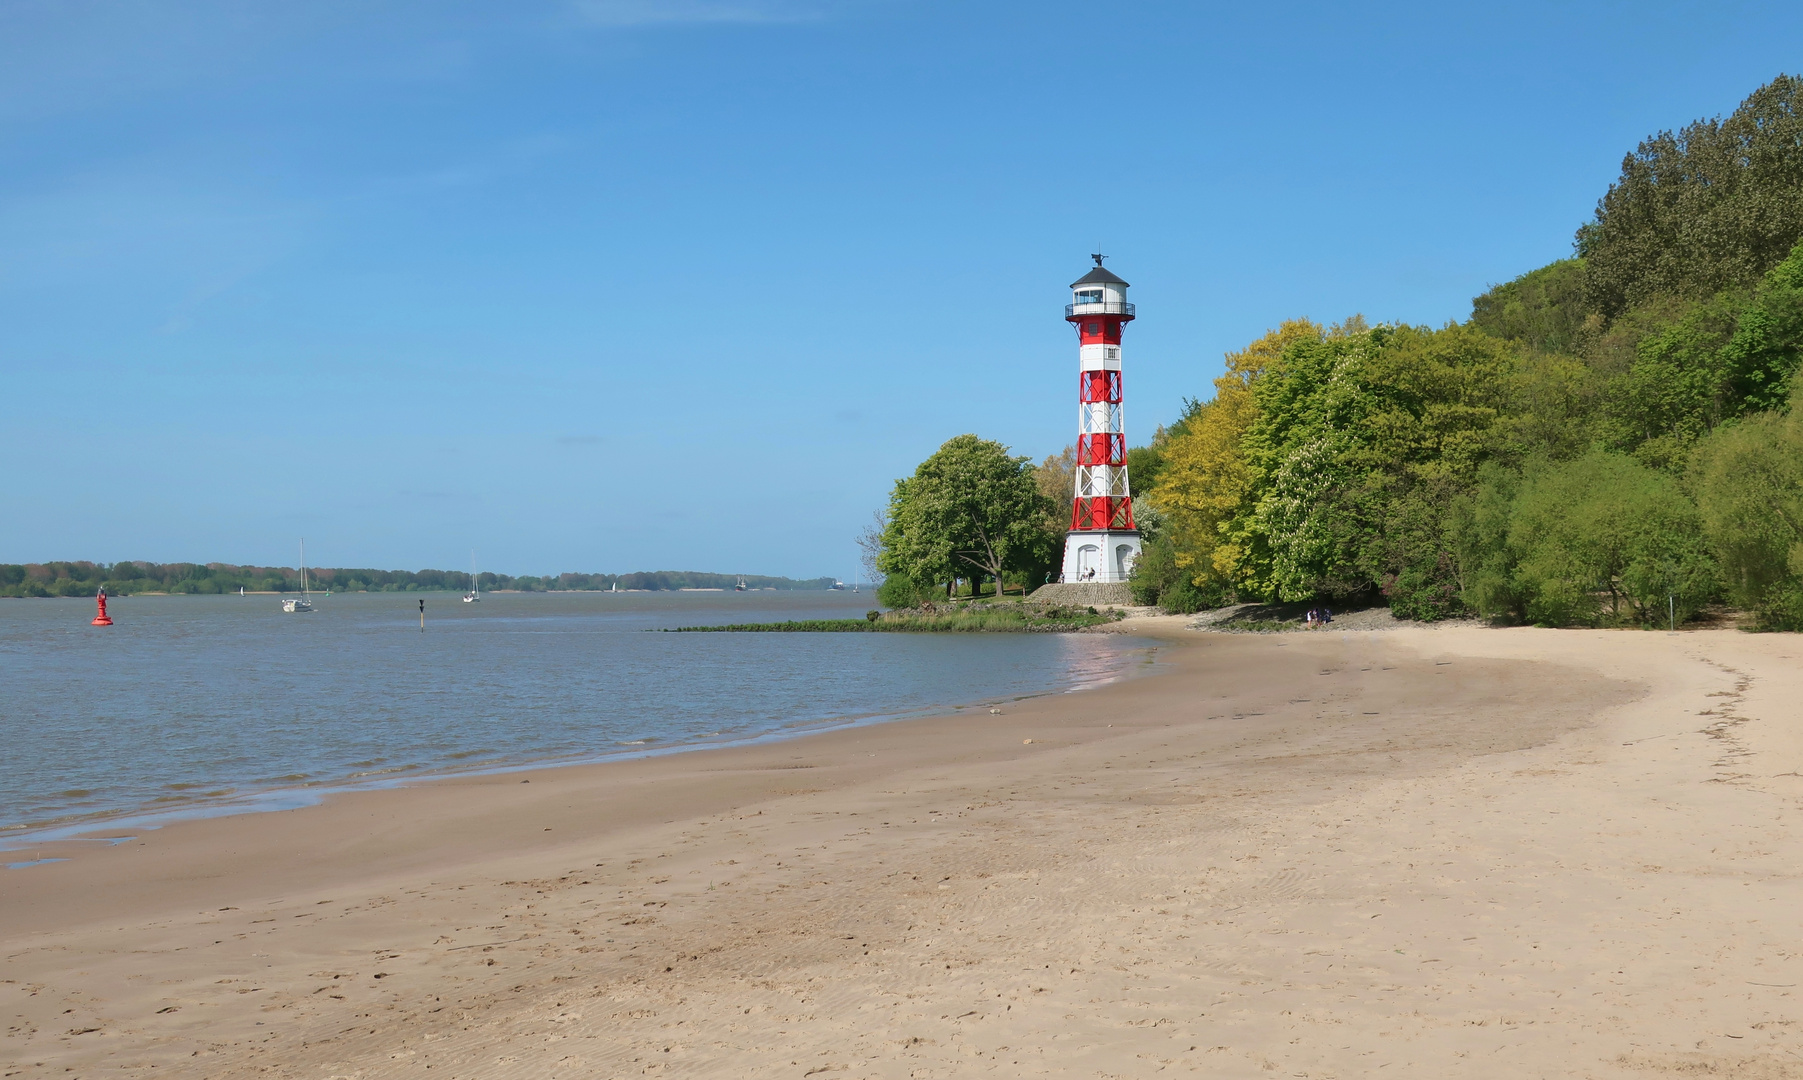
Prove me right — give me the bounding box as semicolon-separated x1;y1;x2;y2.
0;591;1145;842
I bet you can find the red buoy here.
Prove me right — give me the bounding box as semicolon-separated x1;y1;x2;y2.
91;587;113;626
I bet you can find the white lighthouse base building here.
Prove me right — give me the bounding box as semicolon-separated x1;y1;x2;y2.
1061;530;1141;585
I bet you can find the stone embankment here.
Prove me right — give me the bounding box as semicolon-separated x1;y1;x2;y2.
1027;582;1135;608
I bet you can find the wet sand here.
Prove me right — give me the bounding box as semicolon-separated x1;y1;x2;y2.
4;620;1802;1078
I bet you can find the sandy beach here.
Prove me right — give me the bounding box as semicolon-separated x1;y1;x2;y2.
4;619;1801;1078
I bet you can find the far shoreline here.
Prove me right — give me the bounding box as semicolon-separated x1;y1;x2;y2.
1;587;829;597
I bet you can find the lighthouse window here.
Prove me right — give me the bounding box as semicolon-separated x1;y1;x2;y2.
1075;289;1104;304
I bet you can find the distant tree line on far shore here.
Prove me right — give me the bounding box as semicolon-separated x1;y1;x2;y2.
0;562;835;598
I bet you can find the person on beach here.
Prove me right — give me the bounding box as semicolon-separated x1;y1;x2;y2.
1305;607;1317;628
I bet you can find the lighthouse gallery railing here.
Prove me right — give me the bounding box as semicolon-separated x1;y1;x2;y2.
1065;301;1136;318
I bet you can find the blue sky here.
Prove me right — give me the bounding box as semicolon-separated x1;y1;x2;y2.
1;0;1796;577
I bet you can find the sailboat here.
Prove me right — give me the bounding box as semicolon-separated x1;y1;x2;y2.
281;540;314;613
462;550;480;603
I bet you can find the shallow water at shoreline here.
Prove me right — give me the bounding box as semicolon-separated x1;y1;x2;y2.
0;591;1145;841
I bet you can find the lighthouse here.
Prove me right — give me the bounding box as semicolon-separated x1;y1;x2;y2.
1061;254;1142;584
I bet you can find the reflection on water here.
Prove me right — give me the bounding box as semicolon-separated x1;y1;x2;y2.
0;591;1144;839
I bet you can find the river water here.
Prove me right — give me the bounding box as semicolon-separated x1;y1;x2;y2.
0;591;1145;844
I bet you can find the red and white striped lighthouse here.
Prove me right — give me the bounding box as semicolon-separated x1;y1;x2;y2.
1061;254;1142;584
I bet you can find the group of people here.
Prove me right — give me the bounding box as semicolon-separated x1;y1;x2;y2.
1304;606;1333;628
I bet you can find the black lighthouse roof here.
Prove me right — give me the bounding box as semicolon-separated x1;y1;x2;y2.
1071;253;1128;289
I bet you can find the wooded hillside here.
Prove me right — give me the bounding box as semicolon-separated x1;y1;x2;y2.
1130;74;1803;629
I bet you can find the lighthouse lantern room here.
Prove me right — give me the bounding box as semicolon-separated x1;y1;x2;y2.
1061;255;1142;584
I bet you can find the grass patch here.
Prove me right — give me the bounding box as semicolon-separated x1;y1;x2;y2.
668;603;1122;633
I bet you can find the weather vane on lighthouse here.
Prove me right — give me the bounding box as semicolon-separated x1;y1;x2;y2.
1061;254;1141;584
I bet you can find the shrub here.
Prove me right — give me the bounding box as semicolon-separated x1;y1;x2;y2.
1127;534;1223;614
1690;381;1803;628
875;573;929;609
1474;451;1719;626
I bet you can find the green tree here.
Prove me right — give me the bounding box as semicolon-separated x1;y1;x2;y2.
1448;462;1524;621
878;435;1057;601
1228;321;1512;610
1471;259;1594;356
1578;75;1803;319
1463;452;1718;626
1485;349;1596;465
1598;289;1746;468
1558;238;1803;468
1689;378;1803;628
1720;240;1803;412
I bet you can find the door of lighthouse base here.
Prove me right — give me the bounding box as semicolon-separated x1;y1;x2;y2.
1061;530;1141;584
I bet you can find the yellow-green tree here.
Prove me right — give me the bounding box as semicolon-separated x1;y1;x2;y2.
1149;320;1323;598
1032;445;1075;533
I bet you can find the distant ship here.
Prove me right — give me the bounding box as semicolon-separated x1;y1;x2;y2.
830;580;846;591
735;577;747;592
282;540;315;614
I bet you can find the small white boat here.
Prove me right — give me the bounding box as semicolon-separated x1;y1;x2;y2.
283;539;315;614
462;550;480;603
